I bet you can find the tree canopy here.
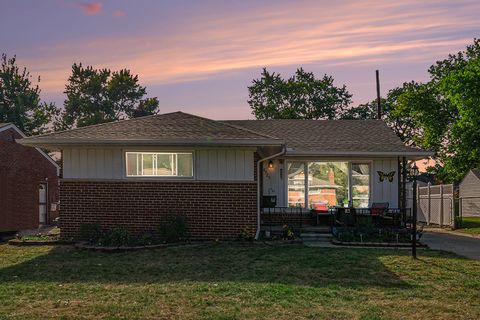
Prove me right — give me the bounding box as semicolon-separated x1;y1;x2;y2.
55;63;159;130
0;54;58;135
382;40;480;182
248;68;352;120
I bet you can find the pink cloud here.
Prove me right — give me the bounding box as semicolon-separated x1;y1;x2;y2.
113;9;125;17
80;2;102;16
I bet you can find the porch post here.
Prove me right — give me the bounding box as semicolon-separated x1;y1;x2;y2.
402;157;407;210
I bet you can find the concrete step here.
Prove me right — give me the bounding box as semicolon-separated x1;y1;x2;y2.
301;233;333;242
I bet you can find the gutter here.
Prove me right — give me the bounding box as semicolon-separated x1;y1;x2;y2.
255;146;286;240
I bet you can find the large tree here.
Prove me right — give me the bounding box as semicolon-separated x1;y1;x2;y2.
248;68;352;120
0;54;58;135
56;63;159;130
380;39;480;182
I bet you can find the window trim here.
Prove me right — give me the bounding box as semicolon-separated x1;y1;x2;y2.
285;160;372;208
124;151;195;179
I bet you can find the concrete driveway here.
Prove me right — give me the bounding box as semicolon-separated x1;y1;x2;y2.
422;231;480;260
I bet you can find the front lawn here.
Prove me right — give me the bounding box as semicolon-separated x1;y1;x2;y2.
457;217;480;235
0;243;479;319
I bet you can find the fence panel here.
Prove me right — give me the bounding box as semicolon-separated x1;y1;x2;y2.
416;184;454;227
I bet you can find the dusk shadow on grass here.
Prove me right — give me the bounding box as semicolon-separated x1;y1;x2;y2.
0;243;410;289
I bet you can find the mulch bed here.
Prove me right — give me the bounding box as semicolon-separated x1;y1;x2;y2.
331;239;428;248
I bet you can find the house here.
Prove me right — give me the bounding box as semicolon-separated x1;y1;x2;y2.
459;169;480;216
18;112;431;239
0;123;60;233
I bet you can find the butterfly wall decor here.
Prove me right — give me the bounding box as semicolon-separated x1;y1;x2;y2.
377;171;395;182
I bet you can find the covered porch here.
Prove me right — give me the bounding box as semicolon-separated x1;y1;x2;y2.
258;155;414;237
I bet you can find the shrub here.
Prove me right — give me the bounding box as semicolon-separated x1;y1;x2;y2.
159;214;188;243
79;223;102;244
282;224;295;240
239;227;255;241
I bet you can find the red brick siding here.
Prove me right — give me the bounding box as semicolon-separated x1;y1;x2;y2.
0;128;59;232
60;181;257;240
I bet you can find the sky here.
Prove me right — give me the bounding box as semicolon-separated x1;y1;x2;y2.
1;0;479;119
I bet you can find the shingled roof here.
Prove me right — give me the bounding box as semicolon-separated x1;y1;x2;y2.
223;119;430;156
19;112;282;147
19;111;431;157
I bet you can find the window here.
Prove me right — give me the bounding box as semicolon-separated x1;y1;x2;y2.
287;161;370;208
126;152;193;177
351;163;370;208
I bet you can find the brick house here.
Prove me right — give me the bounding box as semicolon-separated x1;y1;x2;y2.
0;123;60;233
19;112;431;240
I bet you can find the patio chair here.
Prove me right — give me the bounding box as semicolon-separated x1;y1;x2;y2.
371;202;389;215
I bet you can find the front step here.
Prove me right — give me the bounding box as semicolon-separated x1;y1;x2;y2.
301;233;333;242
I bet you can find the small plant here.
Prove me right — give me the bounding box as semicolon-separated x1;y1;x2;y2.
79;223;102;245
282;224;295;240
239;227;255;241
159;214;188;243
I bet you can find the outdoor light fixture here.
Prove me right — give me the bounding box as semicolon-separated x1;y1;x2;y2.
268;160;274;169
410;162;419;259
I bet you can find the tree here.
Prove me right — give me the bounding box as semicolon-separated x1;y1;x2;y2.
248;68;352;120
381;39;480;182
56;64;159;130
0;54;58;135
340;101;378;120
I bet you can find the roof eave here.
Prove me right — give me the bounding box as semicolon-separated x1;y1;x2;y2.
18;138;285;149
284;150;434;159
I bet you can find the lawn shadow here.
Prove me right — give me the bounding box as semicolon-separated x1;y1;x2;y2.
0;243;412;290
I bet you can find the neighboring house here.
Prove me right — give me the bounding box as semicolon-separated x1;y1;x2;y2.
459;169;480;216
19;112;431;239
0;123;60;233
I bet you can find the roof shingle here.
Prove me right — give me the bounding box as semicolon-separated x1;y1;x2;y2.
223;119;426;155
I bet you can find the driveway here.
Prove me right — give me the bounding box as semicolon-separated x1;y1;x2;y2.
422;231;480;260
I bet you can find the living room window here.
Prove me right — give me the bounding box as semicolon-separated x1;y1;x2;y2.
126;152;193;177
287;161;370;208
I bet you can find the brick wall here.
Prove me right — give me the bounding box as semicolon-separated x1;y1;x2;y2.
0;128;59;232
60;180;257;240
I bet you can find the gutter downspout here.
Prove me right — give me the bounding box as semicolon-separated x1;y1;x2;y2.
255;146;286;240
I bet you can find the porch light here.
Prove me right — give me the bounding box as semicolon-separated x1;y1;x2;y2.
410;163;419;178
268;160;274;169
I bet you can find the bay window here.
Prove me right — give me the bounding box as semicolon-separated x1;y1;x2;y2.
287;161;370;208
126;152;193;177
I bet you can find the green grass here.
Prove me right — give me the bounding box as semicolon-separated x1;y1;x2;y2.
458;217;480;235
0;243;479;319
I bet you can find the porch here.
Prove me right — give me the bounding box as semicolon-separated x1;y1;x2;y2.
260;206;413;239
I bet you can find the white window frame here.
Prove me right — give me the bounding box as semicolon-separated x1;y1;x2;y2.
285;160;372;208
125;151;194;178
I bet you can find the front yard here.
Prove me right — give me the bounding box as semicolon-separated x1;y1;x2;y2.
0;243;479;320
457;217;480;235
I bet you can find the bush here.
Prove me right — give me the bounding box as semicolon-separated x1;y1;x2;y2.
239;227;255;241
159;214;188;243
79;223;102;244
282;224;295;240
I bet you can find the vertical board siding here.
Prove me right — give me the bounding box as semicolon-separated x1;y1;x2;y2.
63;147;254;181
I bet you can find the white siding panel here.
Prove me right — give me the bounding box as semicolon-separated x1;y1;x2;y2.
226;150;236;180
63;147;255;181
235;151;245;179
208;150;218;180
87;149;96;178
103;149;113;179
196;150;209;180
244;151;254;180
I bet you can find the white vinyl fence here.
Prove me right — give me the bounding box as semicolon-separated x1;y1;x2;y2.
411;184;455;227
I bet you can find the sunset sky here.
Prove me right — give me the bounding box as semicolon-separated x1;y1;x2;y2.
1;0;479;119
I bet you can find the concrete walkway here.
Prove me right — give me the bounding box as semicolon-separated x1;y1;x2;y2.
421;231;480;260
